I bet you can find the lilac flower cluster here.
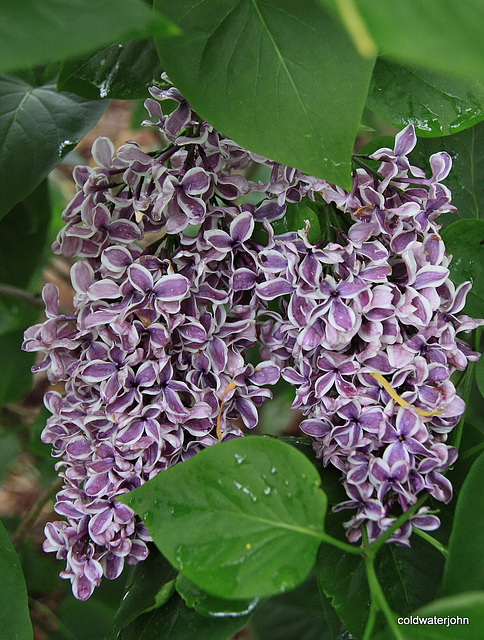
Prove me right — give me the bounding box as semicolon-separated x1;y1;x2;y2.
256;127;482;543
23;78;481;599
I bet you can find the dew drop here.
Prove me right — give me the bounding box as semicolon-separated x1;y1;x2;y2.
175;544;185;570
58;139;79;158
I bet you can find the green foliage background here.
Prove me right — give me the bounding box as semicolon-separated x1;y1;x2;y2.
1;2;484;639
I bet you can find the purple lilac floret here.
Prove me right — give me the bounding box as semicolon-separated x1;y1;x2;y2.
23;76;482;599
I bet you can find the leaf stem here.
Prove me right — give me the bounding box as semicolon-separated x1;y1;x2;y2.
362;598;378;640
362;528;404;640
320;532;364;556
461;441;484;461
412;528;448;557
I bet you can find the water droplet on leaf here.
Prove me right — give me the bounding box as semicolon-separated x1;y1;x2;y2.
58;139;79;157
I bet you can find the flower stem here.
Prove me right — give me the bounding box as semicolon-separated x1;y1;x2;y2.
362;528;404;640
412;528;448;557
12;476;63;548
320;532;364;556
362;598;378;640
352;156;406;197
334;0;377;58
0;283;44;309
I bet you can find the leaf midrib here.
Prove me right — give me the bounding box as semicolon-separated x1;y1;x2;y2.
249;0;309;121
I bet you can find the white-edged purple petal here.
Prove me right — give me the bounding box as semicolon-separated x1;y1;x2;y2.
154;274;190;301
257;278;293;300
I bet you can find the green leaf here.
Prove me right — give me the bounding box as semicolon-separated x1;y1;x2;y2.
410;123;484;224
0;74;106;219
176;574;259;618
0;518;33;640
317;523;444;638
18;540;61;596
57;40;164;101
367;60;484;137
0;181;53;405
441;220;484;317
154;0;375;189
54;597;117;640
275;436;347;507
113;548;177;633
115;592;251;640
250;571;333;640
373;592;484;640
119;436;326;599
355;0;484;80
476;357;484;400
0;0;177;74
0;179;51;289
441;452;484;596
0;330;35;405
285;201;322;244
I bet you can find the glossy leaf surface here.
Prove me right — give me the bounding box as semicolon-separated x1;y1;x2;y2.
356;0;484;80
367;60;484;137
115;593;251;640
58;40;165;100
0;519;33;640
176;574;259;618
0;72;106;219
113;549;177;633
441;220;484;317
441;452;484;596
0;0;176;73
120;436;326;599
155;0;375;189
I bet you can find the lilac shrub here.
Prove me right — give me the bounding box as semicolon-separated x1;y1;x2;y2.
23;79;482;599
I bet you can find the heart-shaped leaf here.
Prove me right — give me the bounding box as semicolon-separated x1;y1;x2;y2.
119;436;327;600
355;0;484;80
154;0;375;189
441;452;484;596
58;40;165;101
367;60;484;137
0;73;106;219
0;0;176;74
0;519;33;640
441;220;484;317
